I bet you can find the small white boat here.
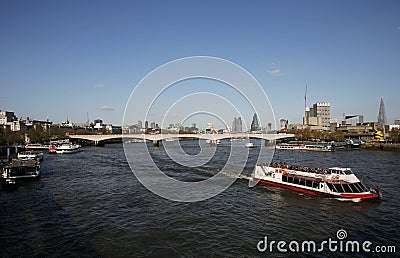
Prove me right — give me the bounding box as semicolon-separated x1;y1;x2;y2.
25;143;49;150
17;151;44;161
245;142;254;148
55;143;81;154
275;143;307;151
305;144;334;152
275;143;334;152
205;139;220;145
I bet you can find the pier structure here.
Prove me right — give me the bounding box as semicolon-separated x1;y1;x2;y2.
68;133;295;146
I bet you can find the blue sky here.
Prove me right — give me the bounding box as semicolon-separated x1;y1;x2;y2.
1;0;399;128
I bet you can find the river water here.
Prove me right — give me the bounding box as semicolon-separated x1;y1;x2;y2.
1;141;399;257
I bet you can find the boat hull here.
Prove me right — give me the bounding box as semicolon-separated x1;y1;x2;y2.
256;178;379;200
55;149;80;154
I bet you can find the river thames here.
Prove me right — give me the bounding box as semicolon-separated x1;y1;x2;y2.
1;141;399;257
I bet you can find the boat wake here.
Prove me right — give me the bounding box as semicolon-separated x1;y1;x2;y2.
219;171;252;181
335;198;362;203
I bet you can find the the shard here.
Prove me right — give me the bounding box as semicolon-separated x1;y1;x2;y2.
377;96;387;127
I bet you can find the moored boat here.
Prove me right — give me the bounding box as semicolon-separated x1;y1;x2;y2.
252;162;380;200
17;151;44;161
304;144;334;152
275;143;334;152
25;143;49;150
1;159;40;185
55;143;81;154
245;142;255;148
275;143;307;151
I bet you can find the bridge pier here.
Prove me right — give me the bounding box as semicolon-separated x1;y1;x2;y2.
264;139;274;146
152;140;160;147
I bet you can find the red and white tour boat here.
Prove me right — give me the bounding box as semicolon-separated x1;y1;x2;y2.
252;162;380;200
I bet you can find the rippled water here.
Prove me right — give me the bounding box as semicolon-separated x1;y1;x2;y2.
1;142;399;257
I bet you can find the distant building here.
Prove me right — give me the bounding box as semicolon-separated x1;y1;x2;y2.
0;110;17;125
250;113;260;132
232;117;243;132
335;122;378;139
145;121;149;129
106;124;122;134
343;114;364;126
203;122;217;134
377;96;387;128
394;119;400;125
150;122;156;129
267;122;272;132
279;118;288;131
303;102;330;130
93;119;105;129
137;120;143;129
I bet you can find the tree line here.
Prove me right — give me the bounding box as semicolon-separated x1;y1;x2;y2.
0;127;111;146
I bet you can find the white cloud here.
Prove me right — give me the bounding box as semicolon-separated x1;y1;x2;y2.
95;83;105;87
268;69;281;76
99;106;114;111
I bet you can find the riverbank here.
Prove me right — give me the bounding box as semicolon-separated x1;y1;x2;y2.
362;143;400;152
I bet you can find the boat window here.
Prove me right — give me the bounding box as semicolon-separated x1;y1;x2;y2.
359;182;369;192
306;180;313;187
312;181;319;188
333;184;344;193
349;184;360;193
342;184;352;193
326;182;336;192
353;183;363;192
344;170;353;175
293;178;300;184
288;176;293;183
282;175;288;182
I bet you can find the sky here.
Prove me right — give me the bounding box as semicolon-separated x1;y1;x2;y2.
1;0;399;129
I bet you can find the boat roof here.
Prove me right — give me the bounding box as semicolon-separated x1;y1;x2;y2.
6;159;37;168
329;167;351;171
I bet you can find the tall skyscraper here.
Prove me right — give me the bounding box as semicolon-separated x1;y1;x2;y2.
250;113;259;132
145;120;149;129
137;120;143;129
232;117;243;132
267;122;272;132
377;96;387;127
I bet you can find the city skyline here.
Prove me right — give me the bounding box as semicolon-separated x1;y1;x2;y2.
1;1;400;126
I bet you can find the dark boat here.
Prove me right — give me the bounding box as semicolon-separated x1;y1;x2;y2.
1;159;40;185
